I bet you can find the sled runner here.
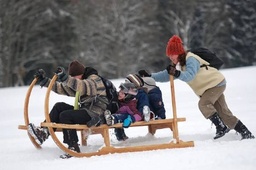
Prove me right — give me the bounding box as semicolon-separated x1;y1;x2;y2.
18;77;42;149
18;74;194;158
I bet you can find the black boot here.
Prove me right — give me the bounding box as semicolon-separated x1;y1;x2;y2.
209;113;230;139
114;128;128;141
60;142;80;159
68;142;80;153
234;120;255;140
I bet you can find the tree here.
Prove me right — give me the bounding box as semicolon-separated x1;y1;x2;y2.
1;0;256;87
72;0;162;78
224;0;256;67
0;0;77;87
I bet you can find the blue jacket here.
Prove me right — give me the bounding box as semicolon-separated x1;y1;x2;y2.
151;57;200;82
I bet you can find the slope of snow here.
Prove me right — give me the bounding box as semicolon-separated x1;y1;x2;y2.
0;66;255;170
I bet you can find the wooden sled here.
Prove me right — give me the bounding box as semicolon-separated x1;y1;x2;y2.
18;74;194;158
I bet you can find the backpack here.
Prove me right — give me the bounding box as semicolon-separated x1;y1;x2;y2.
100;76;119;113
190;47;224;70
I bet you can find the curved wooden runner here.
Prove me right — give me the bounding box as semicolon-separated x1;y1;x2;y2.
43;74;87;157
21;78;42;149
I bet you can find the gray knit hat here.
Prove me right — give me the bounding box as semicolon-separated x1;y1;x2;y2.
142;77;156;92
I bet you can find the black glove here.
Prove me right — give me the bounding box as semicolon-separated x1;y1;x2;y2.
55;67;68;82
166;65;181;78
34;69;48;87
138;70;151;77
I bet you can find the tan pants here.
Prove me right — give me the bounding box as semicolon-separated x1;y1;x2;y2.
198;85;238;129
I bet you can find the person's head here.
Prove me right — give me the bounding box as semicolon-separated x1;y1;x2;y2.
125;74;144;88
118;82;138;101
166;35;185;64
141;77;156;92
68;60;85;79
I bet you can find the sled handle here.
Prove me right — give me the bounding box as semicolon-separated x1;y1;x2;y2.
170;75;180;143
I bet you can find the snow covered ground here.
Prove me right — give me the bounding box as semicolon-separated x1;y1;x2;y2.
0;66;255;170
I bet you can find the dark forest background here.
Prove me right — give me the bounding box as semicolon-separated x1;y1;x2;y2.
0;0;255;87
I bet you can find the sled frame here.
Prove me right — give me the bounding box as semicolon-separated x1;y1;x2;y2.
18;74;194;157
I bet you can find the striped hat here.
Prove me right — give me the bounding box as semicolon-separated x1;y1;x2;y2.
126;74;144;88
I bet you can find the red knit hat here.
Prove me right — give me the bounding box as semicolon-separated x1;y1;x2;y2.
68;60;85;76
166;35;185;56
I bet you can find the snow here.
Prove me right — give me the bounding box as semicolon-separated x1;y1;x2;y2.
1;66;256;170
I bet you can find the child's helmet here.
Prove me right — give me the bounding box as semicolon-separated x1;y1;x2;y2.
119;82;138;101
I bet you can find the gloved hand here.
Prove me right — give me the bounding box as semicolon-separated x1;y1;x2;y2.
55;67;68;82
122;115;132;128
166;65;181;78
34;69;48;87
138;70;151;77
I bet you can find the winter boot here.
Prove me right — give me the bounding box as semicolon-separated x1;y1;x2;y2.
60;142;80;159
114;128;128;141
234;120;255;140
143;105;151;122
104;110;115;126
209;113;230;140
28;123;49;145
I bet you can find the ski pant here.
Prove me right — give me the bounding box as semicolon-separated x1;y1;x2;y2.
114;128;127;141
49;102;91;146
112;113;135;124
198;85;238;129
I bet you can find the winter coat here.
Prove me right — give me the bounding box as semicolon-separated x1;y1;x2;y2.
151;52;226;97
118;99;143;121
43;68;108;122
147;87;166;119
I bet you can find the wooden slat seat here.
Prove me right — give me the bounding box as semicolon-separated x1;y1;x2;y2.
19;117;186;146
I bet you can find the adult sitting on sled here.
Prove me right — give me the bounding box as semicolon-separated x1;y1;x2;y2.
28;60;108;158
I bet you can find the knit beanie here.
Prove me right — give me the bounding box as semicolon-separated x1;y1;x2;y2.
126;74;144;88
166;35;185;56
142;77;156;92
68;60;85;76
